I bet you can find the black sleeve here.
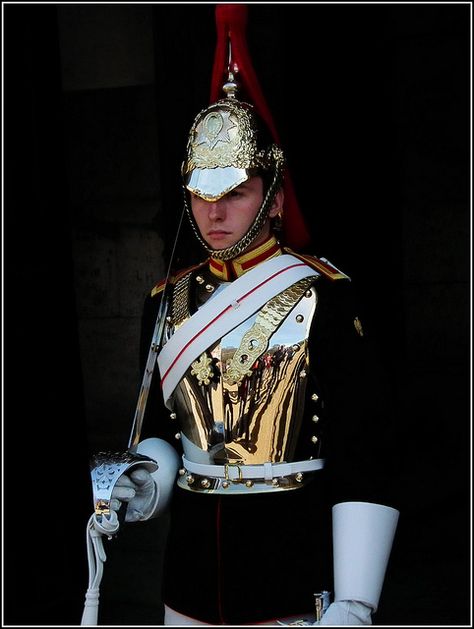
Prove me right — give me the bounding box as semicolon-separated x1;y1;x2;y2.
311;278;399;510
139;291;161;373
137;291;183;452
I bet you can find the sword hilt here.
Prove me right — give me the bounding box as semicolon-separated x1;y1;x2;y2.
90;449;158;524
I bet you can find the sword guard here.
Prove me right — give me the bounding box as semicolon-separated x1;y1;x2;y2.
90;449;158;524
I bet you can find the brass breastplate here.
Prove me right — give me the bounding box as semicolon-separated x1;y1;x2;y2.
166;274;317;467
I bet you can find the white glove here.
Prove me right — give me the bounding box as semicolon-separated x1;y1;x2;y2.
110;467;157;522
316;601;373;625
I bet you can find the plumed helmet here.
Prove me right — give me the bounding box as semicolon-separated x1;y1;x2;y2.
182;3;311;259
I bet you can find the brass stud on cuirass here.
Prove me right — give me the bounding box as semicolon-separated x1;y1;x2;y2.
201;478;211;488
311;435;318;444
186;475;195;485
295;472;304;483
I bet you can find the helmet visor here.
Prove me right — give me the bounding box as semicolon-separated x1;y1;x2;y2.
185;166;249;201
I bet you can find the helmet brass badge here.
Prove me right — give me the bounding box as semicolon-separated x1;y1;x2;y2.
195;111;236;150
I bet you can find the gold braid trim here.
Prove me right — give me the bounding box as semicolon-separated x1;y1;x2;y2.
169;272;192;329
284;249;350;281
222;276;315;386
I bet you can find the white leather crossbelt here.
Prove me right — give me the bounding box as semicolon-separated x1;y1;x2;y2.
158;254;319;405
181;456;325;481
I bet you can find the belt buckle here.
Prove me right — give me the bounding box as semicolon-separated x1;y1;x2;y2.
224;461;243;483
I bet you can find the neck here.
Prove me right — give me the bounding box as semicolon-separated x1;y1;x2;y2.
209;234;282;280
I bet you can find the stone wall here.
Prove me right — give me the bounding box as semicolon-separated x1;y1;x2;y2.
58;5;165;451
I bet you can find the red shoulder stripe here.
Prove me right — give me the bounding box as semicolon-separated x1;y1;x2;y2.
284;249;350;281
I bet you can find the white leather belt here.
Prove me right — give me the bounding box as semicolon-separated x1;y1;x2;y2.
181;456;325;482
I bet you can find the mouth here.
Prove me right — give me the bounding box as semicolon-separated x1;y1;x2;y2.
207;229;231;240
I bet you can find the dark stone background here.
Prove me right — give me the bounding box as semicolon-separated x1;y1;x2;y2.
3;3;470;626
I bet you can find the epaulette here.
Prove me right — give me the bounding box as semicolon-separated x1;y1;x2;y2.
150;260;208;297
284;248;350;281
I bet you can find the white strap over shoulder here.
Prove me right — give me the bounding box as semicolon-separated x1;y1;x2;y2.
158;254;319;405
332;501;399;612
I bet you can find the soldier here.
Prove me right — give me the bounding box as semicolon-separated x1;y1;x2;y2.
95;5;400;626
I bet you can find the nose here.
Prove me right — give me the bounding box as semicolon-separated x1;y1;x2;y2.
208;199;226;221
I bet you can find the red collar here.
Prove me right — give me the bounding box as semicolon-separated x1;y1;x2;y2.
209;235;282;280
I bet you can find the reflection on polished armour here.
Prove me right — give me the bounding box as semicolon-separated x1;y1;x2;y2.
162;243;321;494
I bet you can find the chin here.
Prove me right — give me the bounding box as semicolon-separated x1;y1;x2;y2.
207;239;234;250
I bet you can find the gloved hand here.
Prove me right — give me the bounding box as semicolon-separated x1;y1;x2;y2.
110;467;157;522
316;601;373;625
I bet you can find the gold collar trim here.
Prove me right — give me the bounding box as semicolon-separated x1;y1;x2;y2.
209;235;282;280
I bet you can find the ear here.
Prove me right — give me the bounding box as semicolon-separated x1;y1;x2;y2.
268;187;284;218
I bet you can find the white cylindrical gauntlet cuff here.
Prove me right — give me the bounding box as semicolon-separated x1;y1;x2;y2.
135;438;180;518
332;501;399;612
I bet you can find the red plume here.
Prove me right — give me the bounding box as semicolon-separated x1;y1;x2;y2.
210;4;311;251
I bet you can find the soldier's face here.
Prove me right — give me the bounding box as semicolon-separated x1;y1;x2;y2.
190;176;282;252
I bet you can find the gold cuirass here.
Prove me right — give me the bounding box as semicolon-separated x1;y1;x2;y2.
166;275;318;472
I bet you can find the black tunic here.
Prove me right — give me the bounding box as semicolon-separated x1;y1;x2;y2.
138;259;398;624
